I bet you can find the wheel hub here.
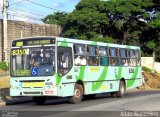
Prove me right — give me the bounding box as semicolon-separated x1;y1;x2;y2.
74;89;81;98
120;85;125;94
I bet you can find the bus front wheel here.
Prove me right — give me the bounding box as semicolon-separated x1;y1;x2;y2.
116;80;125;98
33;96;46;105
69;84;83;104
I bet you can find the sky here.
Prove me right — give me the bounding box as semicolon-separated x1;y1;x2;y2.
0;0;80;23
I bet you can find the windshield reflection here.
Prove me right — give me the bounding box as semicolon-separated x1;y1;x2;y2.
11;46;55;77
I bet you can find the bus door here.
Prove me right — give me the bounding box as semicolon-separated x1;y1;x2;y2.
57;46;74;96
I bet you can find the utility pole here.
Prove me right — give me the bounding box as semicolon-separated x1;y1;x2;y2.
2;0;8;61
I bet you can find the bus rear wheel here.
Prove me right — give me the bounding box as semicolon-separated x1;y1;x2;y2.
69;84;83;104
33;97;46;105
116;80;125;98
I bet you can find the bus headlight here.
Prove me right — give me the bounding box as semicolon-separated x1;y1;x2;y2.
11;82;21;90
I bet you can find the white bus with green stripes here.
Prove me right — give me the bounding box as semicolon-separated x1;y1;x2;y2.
10;36;142;104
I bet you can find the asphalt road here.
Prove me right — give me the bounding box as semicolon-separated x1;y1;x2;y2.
0;90;160;117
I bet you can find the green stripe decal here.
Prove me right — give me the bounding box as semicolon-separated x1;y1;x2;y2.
127;67;139;88
91;42;97;46
56;73;62;86
92;66;108;91
76;66;86;81
60;39;68;47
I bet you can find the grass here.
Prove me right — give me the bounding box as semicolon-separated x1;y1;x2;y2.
142;66;152;72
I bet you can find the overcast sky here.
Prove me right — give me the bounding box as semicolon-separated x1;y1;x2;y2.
0;0;80;23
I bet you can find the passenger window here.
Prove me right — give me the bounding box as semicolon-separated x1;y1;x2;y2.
58;47;73;76
130;50;136;58
99;47;109;66
109;48;119;66
74;44;86;66
74;44;85;55
129;50;136;66
136;50;141;66
120;49;128;66
87;46;99;66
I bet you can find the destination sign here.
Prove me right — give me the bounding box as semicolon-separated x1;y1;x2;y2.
12;38;55;47
27;40;51;45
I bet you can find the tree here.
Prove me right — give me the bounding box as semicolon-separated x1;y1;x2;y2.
42;12;69;27
62;0;154;45
63;0;112;42
140;0;160;61
42;0;160;61
104;0;152;44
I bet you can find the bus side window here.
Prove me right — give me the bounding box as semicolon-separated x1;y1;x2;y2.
74;44;85;55
58;47;73;76
136;50;141;66
87;46;99;66
129;50;136;66
74;44;87;66
99;47;109;66
120;49;128;66
109;48;119;66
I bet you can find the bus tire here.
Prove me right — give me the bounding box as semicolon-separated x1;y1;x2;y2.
33;97;46;105
116;80;125;98
69;84;83;104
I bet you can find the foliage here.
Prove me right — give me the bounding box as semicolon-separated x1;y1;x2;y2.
61;0;153;44
0;61;8;71
142;66;152;72
42;0;160;61
42;12;69;27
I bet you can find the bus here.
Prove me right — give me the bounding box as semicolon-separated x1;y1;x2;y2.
10;36;142;105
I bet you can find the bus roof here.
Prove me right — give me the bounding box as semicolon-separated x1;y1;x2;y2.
12;36;140;50
56;37;140;50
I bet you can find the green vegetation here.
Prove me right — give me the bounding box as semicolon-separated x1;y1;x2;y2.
42;0;160;61
142;66;152;72
0;61;9;71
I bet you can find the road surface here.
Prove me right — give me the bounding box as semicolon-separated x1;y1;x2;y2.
0;89;160;117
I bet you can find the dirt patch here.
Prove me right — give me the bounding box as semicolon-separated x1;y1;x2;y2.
0;77;10;89
138;72;160;90
0;69;6;74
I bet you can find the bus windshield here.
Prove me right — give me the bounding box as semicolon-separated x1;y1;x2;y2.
11;46;55;77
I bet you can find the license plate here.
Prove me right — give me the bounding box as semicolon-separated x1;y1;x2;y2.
23;82;44;87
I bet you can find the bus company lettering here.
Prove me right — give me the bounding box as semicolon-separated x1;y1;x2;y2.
23;82;44;87
90;67;100;72
100;85;108;90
